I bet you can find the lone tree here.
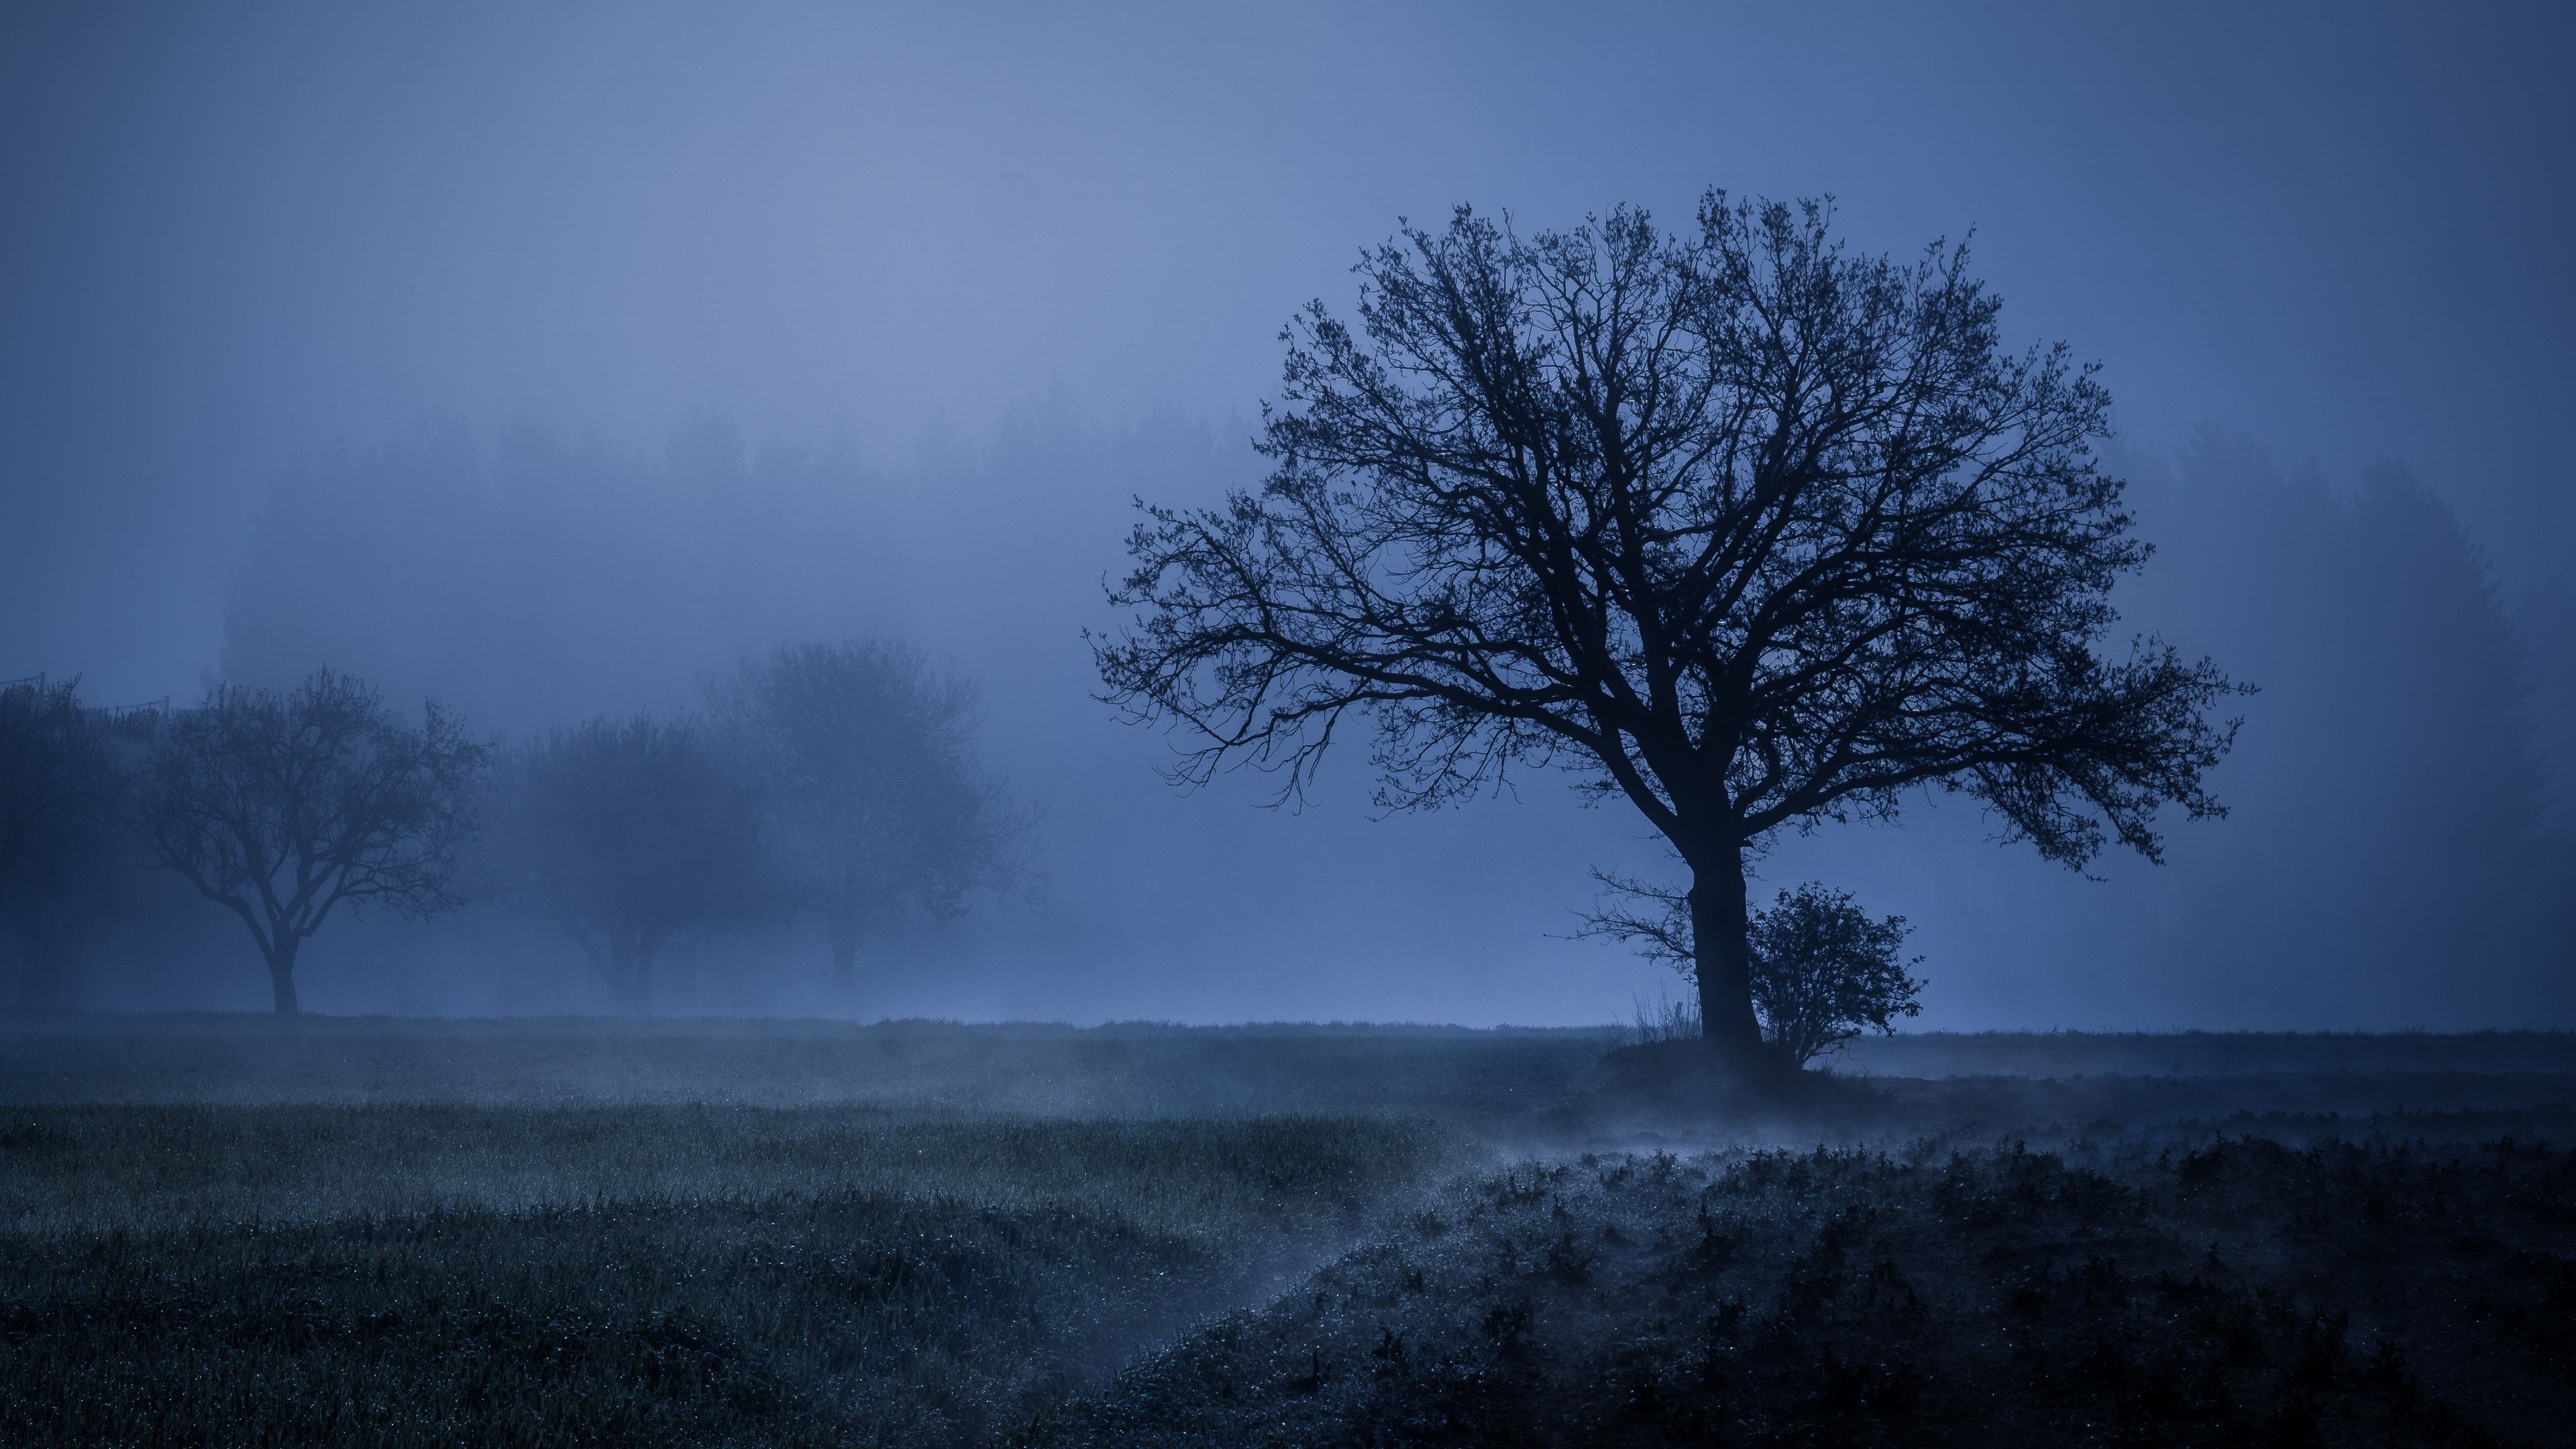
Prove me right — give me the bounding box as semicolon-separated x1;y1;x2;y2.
146;669;484;1015
714;640;1035;996
1096;195;2241;1069
486;716;765;1013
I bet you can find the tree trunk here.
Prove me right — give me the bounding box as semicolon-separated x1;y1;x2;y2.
1688;849;1764;1062
826;912;860;996
267;934;301;1016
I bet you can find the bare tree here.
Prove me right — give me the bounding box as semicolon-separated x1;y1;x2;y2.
715;639;1036;995
484;716;765;1013
1096;196;2241;1069
145;669;485;1015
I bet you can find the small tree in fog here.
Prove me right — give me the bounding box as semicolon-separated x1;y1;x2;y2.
0;677;136;1010
1585;876;1921;1067
716;640;1036;995
144;669;485;1015
487;716;765;1013
1747;883;1921;1065
1097;196;2240;1070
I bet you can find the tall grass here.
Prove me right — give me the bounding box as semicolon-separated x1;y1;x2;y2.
1625;985;1701;1046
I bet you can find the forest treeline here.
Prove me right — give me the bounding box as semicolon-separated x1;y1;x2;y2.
2;411;2571;1018
0;641;1034;1015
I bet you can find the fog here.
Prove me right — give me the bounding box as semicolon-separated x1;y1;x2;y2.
4;3;2571;1029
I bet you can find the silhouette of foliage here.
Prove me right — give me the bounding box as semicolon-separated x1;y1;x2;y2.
144;669;484;1014
483;716;767;1013
712;639;1037;995
1582;876;1921;1065
1099;195;2242;1063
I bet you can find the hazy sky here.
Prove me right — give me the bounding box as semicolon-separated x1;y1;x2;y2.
5;3;2571;1027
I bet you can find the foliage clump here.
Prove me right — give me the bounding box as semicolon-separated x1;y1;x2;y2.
1588;877;1923;1066
710;638;1038;996
1746;883;1923;1065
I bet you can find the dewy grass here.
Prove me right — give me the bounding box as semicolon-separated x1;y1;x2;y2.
0;1106;1462;1448
1044;1137;2576;1448
0;1104;1459;1237
3;1022;2573;1446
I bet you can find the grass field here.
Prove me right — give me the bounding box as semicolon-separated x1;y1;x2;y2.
2;1017;2572;1446
0;1104;1457;1446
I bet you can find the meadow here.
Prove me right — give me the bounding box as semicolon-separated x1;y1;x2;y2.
2;1018;2572;1446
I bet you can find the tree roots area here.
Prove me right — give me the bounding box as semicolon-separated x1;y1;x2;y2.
3;1019;2573;1447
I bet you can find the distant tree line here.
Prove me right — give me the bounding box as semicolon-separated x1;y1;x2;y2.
0;640;1033;1015
2114;441;2572;996
56;326;2574;1030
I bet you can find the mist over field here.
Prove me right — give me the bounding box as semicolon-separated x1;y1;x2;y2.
3;3;2571;1030
9;11;2576;1446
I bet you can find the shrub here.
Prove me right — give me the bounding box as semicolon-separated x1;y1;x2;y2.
1585;874;1924;1065
1748;883;1923;1065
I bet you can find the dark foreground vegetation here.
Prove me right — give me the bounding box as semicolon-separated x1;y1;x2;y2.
1;1020;2572;1446
0;1106;1445;1446
1049;1138;2576;1447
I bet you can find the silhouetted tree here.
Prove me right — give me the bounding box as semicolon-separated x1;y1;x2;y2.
715;640;1036;994
1097;196;2241;1069
0;677;133;1010
144;669;485;1015
486;716;765;1013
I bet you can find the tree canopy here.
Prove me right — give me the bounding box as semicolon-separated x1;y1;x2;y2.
145;669;484;1014
484;716;767;1014
1098;195;2241;1064
715;639;1036;994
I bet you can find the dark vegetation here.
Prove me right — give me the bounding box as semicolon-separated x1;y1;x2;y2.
483;714;769;1014
145;669;486;1015
0;636;1030;1018
2;1021;2573;1446
1044;1136;2576;1447
710;640;1039;996
1585;879;1925;1067
0;1101;1450;1448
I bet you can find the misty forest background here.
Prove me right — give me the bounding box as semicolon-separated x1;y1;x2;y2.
5;8;2573;1034
17;409;2573;1029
